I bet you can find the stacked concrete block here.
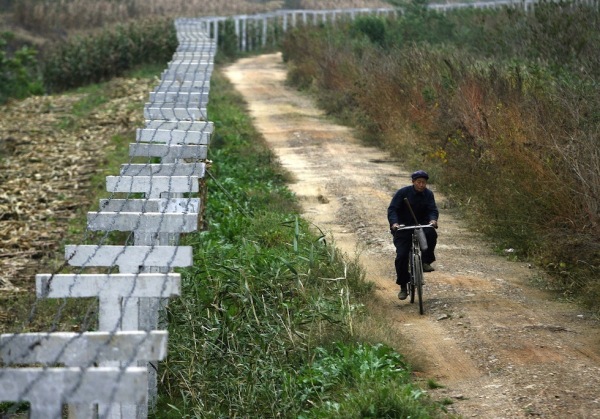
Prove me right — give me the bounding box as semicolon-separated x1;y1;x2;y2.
0;331;167;418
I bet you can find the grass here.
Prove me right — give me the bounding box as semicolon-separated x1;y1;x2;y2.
54;84;109;130
427;379;445;390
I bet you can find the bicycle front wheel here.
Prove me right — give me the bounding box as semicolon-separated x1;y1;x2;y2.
408;252;416;304
413;251;425;314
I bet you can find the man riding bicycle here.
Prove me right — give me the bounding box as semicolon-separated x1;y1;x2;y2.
387;170;439;300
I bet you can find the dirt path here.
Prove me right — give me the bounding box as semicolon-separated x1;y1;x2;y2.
224;53;600;418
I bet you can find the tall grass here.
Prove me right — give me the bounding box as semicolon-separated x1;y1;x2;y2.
154;70;448;417
281;1;600;311
10;0;284;34
7;0;393;35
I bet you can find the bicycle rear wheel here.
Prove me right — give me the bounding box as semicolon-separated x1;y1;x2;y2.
413;250;424;314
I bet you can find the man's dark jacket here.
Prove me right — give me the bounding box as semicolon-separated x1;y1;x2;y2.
387;185;439;227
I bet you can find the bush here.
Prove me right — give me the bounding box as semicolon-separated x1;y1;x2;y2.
40;18;177;93
216;18;239;63
350;16;388;47
0;32;43;103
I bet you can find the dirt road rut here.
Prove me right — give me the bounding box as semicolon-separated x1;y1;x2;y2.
224;53;600;418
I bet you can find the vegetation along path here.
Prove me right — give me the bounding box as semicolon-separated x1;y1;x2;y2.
224;53;600;418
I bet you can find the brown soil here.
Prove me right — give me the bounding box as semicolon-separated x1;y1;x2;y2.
224;53;600;418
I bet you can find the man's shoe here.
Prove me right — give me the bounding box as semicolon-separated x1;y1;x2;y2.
422;263;435;272
398;288;408;300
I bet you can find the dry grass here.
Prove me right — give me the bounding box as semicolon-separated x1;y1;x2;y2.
12;0;281;34
0;78;153;278
8;0;395;35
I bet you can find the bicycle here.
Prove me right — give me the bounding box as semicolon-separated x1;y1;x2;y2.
394;224;433;315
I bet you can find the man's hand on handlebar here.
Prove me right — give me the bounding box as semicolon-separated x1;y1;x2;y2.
429;220;438;229
391;223;405;231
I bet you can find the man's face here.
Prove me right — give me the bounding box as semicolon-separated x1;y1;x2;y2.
412;178;427;192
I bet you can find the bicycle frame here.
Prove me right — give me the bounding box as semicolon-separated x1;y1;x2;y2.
395;224;433;315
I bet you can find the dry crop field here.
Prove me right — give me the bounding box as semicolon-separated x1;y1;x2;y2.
0;77;156;332
5;0;393;34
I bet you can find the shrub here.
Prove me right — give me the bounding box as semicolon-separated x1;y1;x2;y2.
350;16;388;47
0;32;43;103
40;18;177;93
216;18;239;63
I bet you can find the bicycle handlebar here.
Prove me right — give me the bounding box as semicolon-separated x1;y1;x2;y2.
393;224;432;251
394;224;435;231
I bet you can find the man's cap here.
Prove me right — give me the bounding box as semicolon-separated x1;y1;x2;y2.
411;170;429;181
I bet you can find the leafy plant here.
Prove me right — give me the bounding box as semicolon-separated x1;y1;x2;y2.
216;18;239;63
295;342;409;403
295;343;440;418
350;16;388;47
0;32;43;103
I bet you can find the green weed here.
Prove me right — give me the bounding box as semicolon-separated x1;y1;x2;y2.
427;378;445;389
0;32;43;104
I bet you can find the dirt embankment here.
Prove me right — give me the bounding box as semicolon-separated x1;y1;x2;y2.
224;53;600;418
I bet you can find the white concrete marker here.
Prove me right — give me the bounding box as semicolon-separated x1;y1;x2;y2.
154;79;211;92
136;120;212;144
64;246;192;273
0;367;147;419
86;212;198;233
143;105;207;121
0;331;168;366
129;143;208;160
160;72;213;83
105;175;199;197
149;91;209;105
119;163;206;177
98;198;200;213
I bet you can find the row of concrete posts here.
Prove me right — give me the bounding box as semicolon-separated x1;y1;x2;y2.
0;18;214;419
